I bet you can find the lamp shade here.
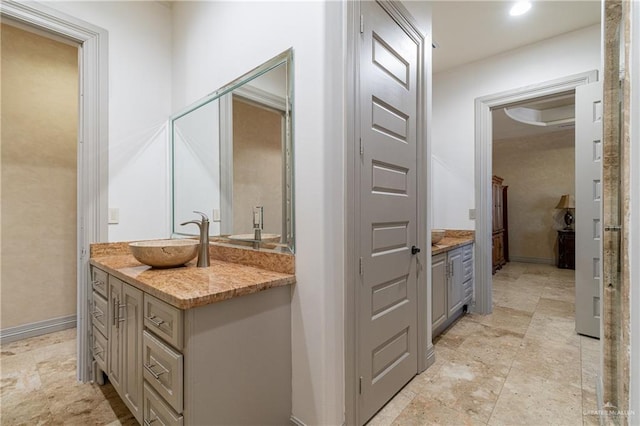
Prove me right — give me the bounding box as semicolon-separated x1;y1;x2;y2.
555;194;575;209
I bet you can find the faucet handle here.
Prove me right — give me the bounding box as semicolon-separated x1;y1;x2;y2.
193;210;209;223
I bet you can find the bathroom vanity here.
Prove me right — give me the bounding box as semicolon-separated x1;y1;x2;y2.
431;231;474;337
89;241;295;425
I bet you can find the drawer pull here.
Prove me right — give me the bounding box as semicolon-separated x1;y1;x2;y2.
144;363;166;380
145;315;165;327
144;419;156;426
92;310;103;318
92;280;105;287
93;347;104;356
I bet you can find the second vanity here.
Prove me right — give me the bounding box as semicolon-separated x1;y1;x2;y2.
89;241;295;425
431;230;475;337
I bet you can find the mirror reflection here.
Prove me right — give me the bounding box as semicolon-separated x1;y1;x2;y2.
171;49;294;253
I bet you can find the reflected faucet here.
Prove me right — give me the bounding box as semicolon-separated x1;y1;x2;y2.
253;206;264;249
180;211;210;267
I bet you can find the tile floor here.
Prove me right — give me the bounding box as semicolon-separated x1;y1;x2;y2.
368;262;600;426
1;262;599;425
0;328;135;425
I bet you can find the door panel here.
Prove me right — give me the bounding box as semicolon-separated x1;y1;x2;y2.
575;81;603;338
108;279;123;394
358;1;419;423
122;283;143;422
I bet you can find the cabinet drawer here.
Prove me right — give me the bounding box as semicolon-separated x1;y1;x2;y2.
143;331;183;413
463;261;473;282
462;244;473;261
91;267;108;298
143;382;183;426
92;326;108;372
144;294;183;350
92;291;108;337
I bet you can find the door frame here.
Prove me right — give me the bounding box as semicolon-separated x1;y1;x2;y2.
344;1;429;424
0;1;108;382
473;70;598;315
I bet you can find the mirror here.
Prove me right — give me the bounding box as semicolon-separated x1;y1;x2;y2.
171;49;294;253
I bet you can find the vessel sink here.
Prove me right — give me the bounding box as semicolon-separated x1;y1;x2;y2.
431;229;446;245
228;233;281;243
129;239;199;268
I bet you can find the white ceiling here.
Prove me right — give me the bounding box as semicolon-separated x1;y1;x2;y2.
432;1;601;74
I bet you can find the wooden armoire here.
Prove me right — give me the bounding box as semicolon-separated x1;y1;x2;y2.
492;175;508;273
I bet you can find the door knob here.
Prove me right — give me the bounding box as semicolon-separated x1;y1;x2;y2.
411;246;421;255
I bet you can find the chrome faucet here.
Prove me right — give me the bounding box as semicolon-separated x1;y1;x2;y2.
180;211;210;267
252;206;264;249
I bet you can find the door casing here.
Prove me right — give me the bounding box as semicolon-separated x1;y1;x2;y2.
473;70;598;315
344;1;431;424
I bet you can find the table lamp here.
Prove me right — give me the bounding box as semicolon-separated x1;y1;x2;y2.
555;194;575;230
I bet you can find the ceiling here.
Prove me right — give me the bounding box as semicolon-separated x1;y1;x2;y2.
492;94;576;140
432;1;601;74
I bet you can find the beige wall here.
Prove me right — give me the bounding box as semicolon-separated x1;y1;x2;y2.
1;24;78;329
493;129;575;263
232;98;283;236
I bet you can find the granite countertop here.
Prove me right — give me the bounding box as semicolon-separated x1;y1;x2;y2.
431;230;475;255
90;243;295;310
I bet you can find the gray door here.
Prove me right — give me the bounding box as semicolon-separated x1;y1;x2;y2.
575;81;603;338
358;1;419;422
447;248;463;317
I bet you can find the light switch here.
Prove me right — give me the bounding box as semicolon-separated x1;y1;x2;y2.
469;209;476;220
212;208;221;222
108;208;119;224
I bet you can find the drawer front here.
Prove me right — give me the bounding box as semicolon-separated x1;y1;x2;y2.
92;326;108;372
143;331;183;413
91;267;108;298
462;244;473;261
144;294;183;350
92;291;108;337
143;382;183;426
463;260;473;282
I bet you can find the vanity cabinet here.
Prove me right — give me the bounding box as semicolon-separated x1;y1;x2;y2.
91;265;292;425
432;243;474;337
492;176;508;273
108;275;143;424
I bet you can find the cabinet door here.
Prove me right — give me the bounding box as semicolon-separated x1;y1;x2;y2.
431;254;447;331
447;248;464;316
108;278;123;394
122;283;143;423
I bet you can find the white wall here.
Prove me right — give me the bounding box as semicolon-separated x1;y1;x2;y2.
171;2;346;424
47;1;173;242
432;24;601;230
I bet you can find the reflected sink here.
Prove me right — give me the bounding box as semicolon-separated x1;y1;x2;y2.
432;229;446;245
228;233;281;243
129;239;199;268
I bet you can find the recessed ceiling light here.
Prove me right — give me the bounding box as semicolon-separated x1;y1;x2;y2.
510;1;532;16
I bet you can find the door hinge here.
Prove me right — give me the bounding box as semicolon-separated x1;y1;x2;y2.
359;257;364;276
360;15;364;34
359;376;363;394
359;137;364;155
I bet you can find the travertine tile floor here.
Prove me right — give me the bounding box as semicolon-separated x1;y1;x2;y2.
0;328;135;425
369;262;600;426
1;262;599;425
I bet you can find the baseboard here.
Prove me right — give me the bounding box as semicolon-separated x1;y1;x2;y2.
290;415;307;426
425;345;436;370
509;256;555;265
0;314;76;344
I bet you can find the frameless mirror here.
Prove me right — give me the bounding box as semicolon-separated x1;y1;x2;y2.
171;49;294;253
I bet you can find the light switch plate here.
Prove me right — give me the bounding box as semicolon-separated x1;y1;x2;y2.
469;209;476;220
212;208;221;222
108;208;119;224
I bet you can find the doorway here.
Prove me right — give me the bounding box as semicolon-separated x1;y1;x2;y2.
1;22;79;340
0;0;108;382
